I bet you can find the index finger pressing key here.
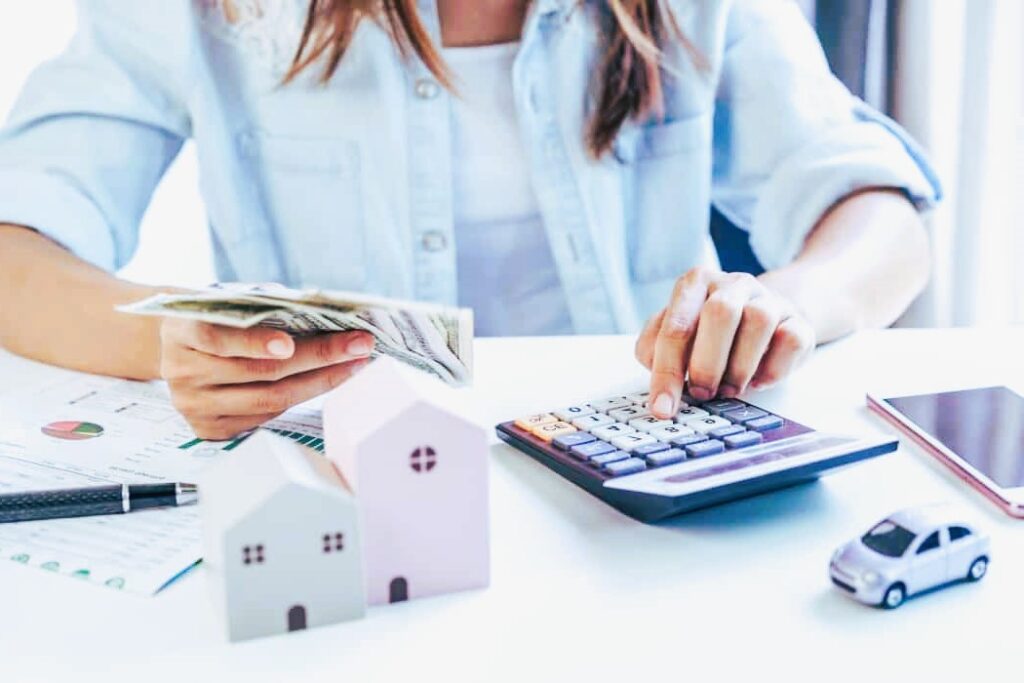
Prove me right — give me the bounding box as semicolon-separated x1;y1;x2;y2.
648;269;716;419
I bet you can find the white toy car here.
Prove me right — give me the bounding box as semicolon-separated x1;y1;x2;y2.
829;505;991;609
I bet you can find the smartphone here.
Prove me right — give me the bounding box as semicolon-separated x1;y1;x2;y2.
867;386;1024;518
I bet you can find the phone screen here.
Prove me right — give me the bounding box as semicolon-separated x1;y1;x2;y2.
884;386;1024;489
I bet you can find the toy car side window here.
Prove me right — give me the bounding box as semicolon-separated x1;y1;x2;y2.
916;531;941;554
948;526;972;541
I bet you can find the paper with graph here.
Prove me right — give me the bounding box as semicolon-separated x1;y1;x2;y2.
0;374;323;595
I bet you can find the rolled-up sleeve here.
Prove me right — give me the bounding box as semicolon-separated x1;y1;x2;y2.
0;2;191;271
710;0;942;272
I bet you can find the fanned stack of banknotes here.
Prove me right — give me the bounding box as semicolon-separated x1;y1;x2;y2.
120;283;474;386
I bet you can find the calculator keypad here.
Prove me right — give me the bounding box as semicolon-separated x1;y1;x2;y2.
608;406;649;422
506;393;800;479
554;405;595;421
683;415;733;433
649;424;695;441
532;421;577;442
515;413;559;430
591;423;636;440
572;413;615;431
675;406;709;421
610;432;658;451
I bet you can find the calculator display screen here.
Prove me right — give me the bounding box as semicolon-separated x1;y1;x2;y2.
884;386;1024;489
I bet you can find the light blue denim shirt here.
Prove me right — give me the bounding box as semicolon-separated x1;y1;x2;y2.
0;0;941;334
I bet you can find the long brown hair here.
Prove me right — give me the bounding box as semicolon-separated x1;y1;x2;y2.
284;1;696;158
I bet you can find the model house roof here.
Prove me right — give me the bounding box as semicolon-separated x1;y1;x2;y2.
199;429;353;533
324;356;485;451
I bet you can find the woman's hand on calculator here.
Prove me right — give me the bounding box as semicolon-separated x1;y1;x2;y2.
635;267;816;419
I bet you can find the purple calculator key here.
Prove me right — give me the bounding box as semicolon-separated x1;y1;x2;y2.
603;457;647;476
645;448;686;467
745;415;784;432
553;431;597;450
632;441;670;457
721;406;769;424
708;424;745;439
570;440;616;460
685;439;725;458
590;450;630;468
723;431;763;449
670;433;709;448
702;399;746;415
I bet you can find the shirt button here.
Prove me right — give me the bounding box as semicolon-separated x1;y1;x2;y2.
414;78;440;100
421;231;448;252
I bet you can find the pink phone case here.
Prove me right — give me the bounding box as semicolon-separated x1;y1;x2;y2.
867;393;1024;519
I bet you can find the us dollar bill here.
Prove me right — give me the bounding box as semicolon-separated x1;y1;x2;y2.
118;284;474;386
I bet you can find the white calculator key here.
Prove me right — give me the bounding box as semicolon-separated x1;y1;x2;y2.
610;433;658;451
554;405;595;421
571;413;616;431
608;406;649;422
649;424;697;442
592;423;637;441
675;406;709;422
682;415;733;434
629;416;674;433
590;396;633;411
626;391;651;406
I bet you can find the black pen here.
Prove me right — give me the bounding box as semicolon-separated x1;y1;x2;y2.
0;483;198;523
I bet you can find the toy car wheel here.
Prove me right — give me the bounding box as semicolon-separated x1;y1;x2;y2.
881;583;905;609
967;556;988;582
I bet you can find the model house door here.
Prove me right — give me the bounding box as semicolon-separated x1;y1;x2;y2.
288;604;307;631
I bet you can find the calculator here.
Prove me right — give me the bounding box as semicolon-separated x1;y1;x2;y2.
496;392;897;522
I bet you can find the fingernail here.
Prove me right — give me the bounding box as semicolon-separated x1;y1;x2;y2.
719;384;740;399
267;338;293;358
689;385;712;402
651;393;675;418
348;336;374;357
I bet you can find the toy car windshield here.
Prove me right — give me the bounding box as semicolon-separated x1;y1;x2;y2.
861;520;917;558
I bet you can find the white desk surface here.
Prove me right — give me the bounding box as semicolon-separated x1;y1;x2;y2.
2;328;1022;681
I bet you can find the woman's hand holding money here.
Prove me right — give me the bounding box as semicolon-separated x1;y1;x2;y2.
160;319;373;439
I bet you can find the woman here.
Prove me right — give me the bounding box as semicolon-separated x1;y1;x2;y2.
0;0;939;438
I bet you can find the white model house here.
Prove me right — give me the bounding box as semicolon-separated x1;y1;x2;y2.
199;430;366;642
323;356;490;605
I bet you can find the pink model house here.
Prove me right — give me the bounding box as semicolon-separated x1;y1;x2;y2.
323;356;490;605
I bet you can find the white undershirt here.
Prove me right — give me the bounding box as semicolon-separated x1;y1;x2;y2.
445;42;573;336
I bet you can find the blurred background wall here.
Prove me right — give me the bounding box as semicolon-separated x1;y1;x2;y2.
799;0;1023;327
0;1;215;289
0;1;1021;326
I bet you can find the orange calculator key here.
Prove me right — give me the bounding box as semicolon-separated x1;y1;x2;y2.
531;421;577;442
514;413;559;430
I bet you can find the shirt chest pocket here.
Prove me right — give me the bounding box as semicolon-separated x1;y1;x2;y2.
616;112;713;283
245;131;368;290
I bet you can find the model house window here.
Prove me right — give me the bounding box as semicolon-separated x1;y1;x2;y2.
410;446;437;473
322;532;344;553
242;544;265;565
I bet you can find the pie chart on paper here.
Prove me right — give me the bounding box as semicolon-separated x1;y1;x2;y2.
41;421;105;441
